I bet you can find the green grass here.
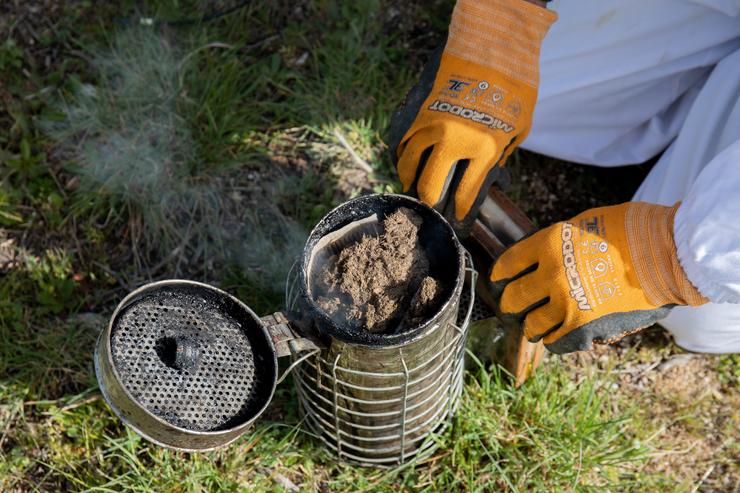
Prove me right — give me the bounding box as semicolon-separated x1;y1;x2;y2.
0;1;736;491
2;356;659;492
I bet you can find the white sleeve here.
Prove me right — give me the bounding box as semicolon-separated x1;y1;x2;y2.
674;139;740;303
688;0;740;17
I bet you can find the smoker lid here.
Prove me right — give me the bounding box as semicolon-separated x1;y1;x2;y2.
106;282;277;434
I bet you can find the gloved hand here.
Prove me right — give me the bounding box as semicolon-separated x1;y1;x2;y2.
489;202;708;354
388;0;556;231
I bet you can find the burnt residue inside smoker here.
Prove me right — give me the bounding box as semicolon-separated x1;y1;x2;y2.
300;194;462;347
313;207;444;334
109;285;275;431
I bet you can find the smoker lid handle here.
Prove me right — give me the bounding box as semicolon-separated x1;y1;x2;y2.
469;186;544;388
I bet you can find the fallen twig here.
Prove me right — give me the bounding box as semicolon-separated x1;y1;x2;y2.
332;128;374;174
690;465;715;493
41;395;100;415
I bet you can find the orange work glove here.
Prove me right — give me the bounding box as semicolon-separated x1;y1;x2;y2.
489;202;708;354
388;0;556;231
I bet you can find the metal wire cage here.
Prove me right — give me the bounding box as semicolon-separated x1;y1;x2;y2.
285;253;476;468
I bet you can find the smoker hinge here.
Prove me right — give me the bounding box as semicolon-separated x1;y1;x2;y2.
261;312;320;358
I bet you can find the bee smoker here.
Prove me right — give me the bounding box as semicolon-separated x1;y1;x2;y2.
94;194;475;467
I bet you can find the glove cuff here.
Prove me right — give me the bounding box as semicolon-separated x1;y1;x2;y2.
447;0;557;88
626;202;708;307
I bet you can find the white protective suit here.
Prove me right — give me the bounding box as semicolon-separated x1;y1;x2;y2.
521;0;740;352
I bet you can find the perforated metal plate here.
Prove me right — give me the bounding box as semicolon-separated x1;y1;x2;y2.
458;286;496;322
110;289;258;432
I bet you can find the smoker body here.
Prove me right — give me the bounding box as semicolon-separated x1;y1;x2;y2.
292;194;474;466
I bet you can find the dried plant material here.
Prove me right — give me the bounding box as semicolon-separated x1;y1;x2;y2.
407;276;442;325
316;208;443;333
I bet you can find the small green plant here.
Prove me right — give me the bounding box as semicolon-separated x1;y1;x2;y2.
716;353;739;386
24;249;77;314
0;39;23;72
0;189;23;226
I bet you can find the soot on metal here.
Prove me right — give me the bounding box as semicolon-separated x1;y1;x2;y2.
107;284;275;433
